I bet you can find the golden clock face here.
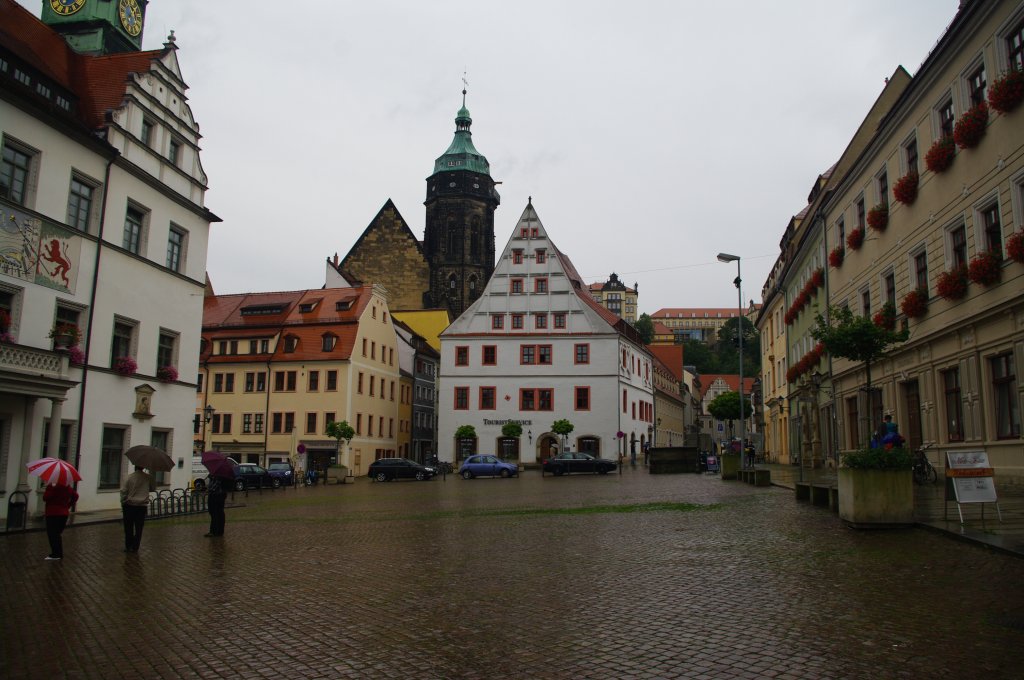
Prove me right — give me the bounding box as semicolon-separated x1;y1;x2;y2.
49;0;86;16
119;0;143;37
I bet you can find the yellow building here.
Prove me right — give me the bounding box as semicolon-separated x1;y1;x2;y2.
587;273;638;322
197;284;401;476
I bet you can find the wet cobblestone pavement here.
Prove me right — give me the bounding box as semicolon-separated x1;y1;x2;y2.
3;468;1024;679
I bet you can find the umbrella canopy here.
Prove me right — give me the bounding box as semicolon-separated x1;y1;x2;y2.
201;450;237;479
125;445;174;471
27;458;82;487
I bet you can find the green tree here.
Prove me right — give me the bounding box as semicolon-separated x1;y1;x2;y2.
811;305;907;394
715;316;760;376
634;313;655;345
455;425;477;440
501;422;523;438
707;391;752;437
551;419;574;451
681;339;717;374
324;420;355;482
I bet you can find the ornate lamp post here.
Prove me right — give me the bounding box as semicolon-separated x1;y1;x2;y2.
717;252;745;466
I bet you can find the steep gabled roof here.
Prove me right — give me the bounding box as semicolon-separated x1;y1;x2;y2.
698;374;756;400
648;344;684;382
341;199;425;265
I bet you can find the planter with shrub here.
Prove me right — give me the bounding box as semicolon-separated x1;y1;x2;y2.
838;446;915;529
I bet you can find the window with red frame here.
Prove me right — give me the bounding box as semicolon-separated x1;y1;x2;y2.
536;249;546;263
482;345;497;365
480;386;496;410
531;228;539;237
512;314;524;329
575;344;589;364
521;345;536;365
520;388;552;411
535;278;548;293
538;345;551;364
454;387;469;410
491;315;504;330
512;250;523;264
554;313;566;328
534;313;547;329
511;279;524;294
455;346;469;366
520;227;529;238
575;387;590;410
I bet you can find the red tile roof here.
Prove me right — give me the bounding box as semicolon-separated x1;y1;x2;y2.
1;0;165;129
648;345;684;381
698;375;756;400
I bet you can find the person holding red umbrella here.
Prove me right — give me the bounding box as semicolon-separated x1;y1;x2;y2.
43;483;78;561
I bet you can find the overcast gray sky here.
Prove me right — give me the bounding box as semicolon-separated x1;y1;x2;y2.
19;0;960;312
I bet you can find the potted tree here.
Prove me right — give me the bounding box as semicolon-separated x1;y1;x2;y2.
325;420;355;484
837;445;915;528
707;391;751;480
551;419;574;455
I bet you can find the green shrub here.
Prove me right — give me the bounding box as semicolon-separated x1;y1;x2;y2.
842;447;913;470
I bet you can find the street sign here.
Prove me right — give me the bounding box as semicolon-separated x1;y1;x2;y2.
297;444;306;454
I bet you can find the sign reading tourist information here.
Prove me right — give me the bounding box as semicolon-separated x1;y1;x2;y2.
946;450;997;504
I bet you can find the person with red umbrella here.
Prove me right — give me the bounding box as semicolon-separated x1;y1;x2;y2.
27;457;83;562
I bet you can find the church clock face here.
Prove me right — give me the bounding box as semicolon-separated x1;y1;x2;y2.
50;0;86;15
119;0;143;37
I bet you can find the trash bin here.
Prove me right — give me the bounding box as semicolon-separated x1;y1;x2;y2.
6;491;28;531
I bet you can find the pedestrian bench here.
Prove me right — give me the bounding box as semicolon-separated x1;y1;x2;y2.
795;481;839;512
738;469;771;486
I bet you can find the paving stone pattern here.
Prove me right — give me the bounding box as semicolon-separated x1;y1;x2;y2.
3;469;1023;679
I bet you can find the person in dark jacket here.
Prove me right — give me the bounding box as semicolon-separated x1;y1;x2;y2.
205;476;227;537
43;484;79;561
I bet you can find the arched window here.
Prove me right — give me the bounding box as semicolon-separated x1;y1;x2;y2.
449;275;458;290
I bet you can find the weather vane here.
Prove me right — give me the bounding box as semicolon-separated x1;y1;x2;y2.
462;70;468;104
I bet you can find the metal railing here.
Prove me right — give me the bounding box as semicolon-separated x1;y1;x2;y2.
148;488;208;518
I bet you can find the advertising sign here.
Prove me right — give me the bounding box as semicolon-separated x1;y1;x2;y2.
946;450;997;504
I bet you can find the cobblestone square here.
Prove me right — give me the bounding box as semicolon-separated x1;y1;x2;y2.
3;470;1023;679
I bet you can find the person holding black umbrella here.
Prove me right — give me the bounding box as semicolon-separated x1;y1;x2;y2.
205;475;227;537
120;465;153;552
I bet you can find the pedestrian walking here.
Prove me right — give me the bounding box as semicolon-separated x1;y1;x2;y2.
43;483;78;561
120;465;153;552
629;440;637;467
642;441;650;466
205;475;227;537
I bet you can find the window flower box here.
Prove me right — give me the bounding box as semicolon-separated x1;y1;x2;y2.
156;365;179;382
900;288;928;319
867;204;888;232
113;356;137;376
872;302;896;331
967;250;1001;286
987;68;1024;114
811;267;824;288
846;227;864;251
892;171;918;205
925;135;955;173
67;346;86;365
49;322;82;348
936;266;968;301
829;246;844;268
953;101;988;149
1007;230;1024;264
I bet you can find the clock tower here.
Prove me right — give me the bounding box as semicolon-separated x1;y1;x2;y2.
41;0;149;55
423;90;500;317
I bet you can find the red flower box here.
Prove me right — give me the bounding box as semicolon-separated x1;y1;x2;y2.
936;266;968;301
926;135;955;174
867;204;889;232
811;268;824;288
847;227;864;251
1008;230;1024;264
900;288;928;319
953;102;988;149
829;246;844;268
157;365;179;382
892;171;918;205
987;68;1024;114
967;250;1001;286
113;356;137;376
872;305;896;331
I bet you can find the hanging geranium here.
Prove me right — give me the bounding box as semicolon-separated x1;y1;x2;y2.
867;204;889;232
967;250;1001;286
936;266;968;301
892;171;919;205
900;288;928;319
925;135;956;173
987;68;1024;114
157;365;179;382
811;267;824;289
1007;230;1024;264
113;355;138;376
953;101;989;149
872;302;897;331
67;345;86;365
847;227;865;251
829;246;844;268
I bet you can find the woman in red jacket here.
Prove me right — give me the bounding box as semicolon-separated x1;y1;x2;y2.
43;484;78;561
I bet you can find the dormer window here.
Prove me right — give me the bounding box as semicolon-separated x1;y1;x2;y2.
283;335;298;353
336;300;352;311
322;334;337;352
300;303;316;313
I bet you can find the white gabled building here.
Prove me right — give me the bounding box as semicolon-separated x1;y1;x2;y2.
1;2;217;518
438;202;654;465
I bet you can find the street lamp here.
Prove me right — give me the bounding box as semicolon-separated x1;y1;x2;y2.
717;252;745;466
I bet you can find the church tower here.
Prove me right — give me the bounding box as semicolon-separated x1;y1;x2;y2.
41;0;149;55
423;90;500;317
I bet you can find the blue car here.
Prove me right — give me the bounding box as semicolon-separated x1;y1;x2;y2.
459;455;519;479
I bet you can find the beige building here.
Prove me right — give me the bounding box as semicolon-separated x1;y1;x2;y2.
649;345;685;447
653;306;760;345
771;0;1024;482
198;285;401;477
588;273;638;323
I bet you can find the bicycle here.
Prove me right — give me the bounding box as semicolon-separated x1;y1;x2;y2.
912;442;937;485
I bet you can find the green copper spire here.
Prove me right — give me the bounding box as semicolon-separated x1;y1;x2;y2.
433;88;491;175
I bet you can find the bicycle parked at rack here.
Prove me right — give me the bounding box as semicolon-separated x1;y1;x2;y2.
912;442;937;485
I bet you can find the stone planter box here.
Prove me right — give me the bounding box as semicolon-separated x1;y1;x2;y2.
720;453;740;480
838;468;914;528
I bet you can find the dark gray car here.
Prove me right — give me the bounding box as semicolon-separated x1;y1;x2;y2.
368;458;436;482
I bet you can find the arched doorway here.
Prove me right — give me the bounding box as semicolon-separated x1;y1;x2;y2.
538;434;559;463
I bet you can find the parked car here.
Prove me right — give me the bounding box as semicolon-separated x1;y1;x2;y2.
267;461;295;486
542;452;617;476
459;455;519;479
368;458;436;482
234;463;277;490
